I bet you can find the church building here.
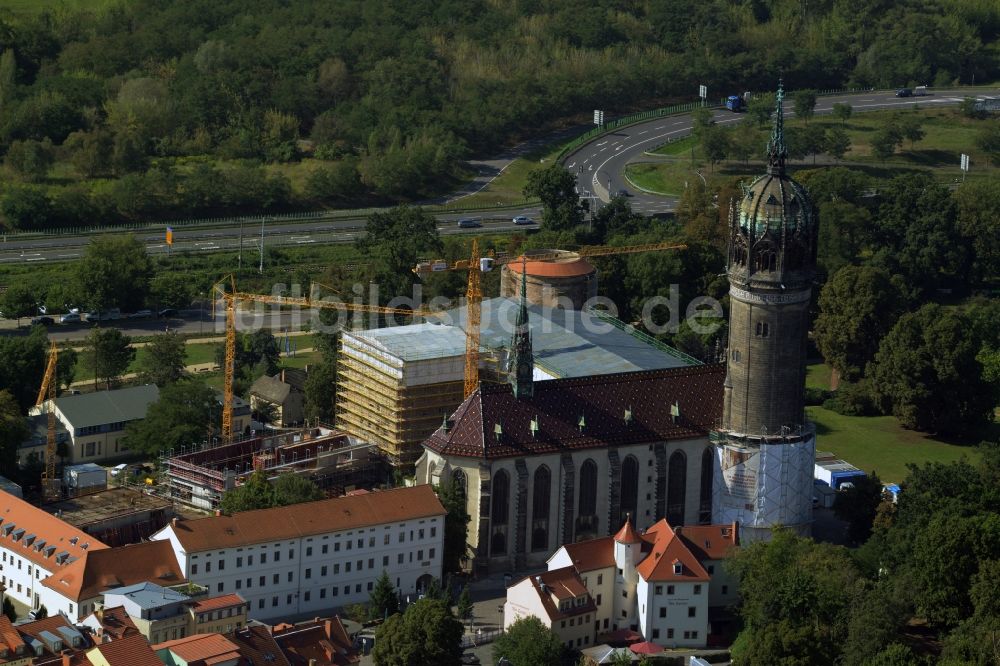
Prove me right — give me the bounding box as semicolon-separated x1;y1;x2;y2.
416;84;818;573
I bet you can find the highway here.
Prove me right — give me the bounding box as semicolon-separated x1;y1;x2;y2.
562;87;995;212
0;87;996;267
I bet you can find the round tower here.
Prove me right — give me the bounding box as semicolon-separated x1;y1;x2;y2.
500;250;597;309
712;84;818;541
612;515;642;631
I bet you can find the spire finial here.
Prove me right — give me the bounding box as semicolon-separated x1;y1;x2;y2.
766;80;787;173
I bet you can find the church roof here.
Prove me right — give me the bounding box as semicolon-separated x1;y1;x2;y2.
424;364;725;459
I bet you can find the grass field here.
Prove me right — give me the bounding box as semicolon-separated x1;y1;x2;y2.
804;362;985;482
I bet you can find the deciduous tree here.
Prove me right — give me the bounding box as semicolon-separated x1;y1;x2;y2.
369;570;399;621
373;598;463;666
88;328;134;390
793;89;817;123
124;378;218;455
492;617;566;666
523;164;584;231
0;390;27;479
357;205;441;304
833;471;883;543
74;235;153;312
220;470;275;514
1;283;38;327
437;479;471;574
138;332;187;387
272;473;323;506
832;102;853;124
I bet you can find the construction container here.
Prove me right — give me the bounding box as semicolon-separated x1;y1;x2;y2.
63;463;108;493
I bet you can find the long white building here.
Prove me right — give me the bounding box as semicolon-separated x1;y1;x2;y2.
153;485;446;621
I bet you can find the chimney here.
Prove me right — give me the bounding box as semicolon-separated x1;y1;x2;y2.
309;660;318;666
171;517;178;528
62;653;72;666
673;526;682;535
215;509;222;517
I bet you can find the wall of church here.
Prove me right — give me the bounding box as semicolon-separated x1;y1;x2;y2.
419;436;715;573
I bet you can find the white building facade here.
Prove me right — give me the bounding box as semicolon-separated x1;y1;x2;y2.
153;485;446;622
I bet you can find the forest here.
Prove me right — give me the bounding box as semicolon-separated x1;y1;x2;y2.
0;0;998;228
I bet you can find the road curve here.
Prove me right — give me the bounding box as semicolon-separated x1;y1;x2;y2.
561;87;995;214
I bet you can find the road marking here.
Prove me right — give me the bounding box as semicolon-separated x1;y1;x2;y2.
567;162;576;169
57;253;79;258
296;240;316;244
148;244;165;249
596;141;608;146
655;126;665;129
582;159;589;165
859;98;875;102
638;130;648;135
26;257;45;262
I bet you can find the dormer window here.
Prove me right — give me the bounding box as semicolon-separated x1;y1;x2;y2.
673;562;683;575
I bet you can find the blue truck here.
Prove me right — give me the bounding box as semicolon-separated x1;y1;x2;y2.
725;95;745;112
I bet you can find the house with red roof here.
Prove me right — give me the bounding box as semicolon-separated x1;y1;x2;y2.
505;516;739;650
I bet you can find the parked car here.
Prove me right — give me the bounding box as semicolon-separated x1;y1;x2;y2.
84;308;121;322
512;215;534;225
894;88;912;97
31;316;54;326
158;308;178;318
128;309;153;319
615;188;630;198
110;463;128;477
60;313;82;324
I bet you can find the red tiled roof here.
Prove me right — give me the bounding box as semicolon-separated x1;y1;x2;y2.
89;634;162;666
272;617;359;666
154;633;242;664
636;522;710;583
227;626;292;666
425;364;725;459
0;616;25;657
86;605;139;639
192;593;246;614
0;492;108;572
614;516;642;544
669;522;740;561
41;539;184;601
558;537;615;573
515;567;596;622
165;485;445;552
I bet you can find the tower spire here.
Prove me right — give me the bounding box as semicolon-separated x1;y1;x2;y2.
508;256;534;399
766;80;787;174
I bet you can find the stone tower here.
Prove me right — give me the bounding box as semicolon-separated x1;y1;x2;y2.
713;83;818;540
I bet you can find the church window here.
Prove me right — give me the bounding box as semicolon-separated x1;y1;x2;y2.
491;470;509;556
575;459;598;541
620;456;639;526
699;448;713;524
731;349;741;362
755;322;770;338
667;451;687;525
531;466;551;551
755;248;777;272
452;468;467;497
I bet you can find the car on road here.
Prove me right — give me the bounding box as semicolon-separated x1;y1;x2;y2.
110;463;128;477
158;308;178;318
894;88;912;97
512;215;534;225
615;189;630;198
457;218;482;228
59;313;81;324
31;316;55;326
128;309;153;319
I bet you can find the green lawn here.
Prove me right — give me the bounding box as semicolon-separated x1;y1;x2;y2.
806;362;834;390
625;161;703;196
808;405;983;484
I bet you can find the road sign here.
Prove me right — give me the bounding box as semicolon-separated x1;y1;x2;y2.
960;153;970;171
593;110;604;126
699;84;707;99
166;227;173;245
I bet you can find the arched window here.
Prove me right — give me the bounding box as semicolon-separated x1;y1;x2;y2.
621;456;639;525
531;466;551;551
755;248;777;272
699;448;714;524
575;459;598;541
491;470;509;556
452;468;467;498
667;451;687;525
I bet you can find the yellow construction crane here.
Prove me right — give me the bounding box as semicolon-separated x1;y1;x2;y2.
414;241;688;398
211;276;429;444
35;342;59;500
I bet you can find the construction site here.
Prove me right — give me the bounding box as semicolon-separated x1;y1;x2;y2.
162;425;392;511
45;487;174;547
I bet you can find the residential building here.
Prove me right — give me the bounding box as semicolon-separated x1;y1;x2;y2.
271;617;359;665
249;369;308;427
0;491;107;613
39;539;185;621
153;485;446;621
80;605;140;641
155;633;243;666
189;593;249;635
10;614;90;665
86;632;162;666
225;626;292;666
505;517;739;649
100;582;190;645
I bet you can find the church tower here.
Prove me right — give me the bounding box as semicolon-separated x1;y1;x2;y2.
713;83;818;540
508;258;535;400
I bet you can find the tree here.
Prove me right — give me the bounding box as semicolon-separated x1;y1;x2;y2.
456;584;473;630
793;89;817;124
2;283;38;327
150;274;194;310
0;327;48;410
870;126;901;162
66;129;114;178
746;95;772;127
262;109;299;163
869;304;997;435
492;617;566;666
220;470;275;514
33;605;47;619
975;122;1000;168
0;49;15;112
369;570;399;621
356;205;441;304
896;114;925;150
729;121;762;165
523;164;584;231
437;479;471;574
138;332;186;387
88;328;134;390
833;471;883;543
2;598;14;623
864;643;918;666
304;360;336;422
802;124;828;164
2;185;53;230
959;97;986;120
0;390;27;479
124;378;219;455
5;139;54;182
701;126;730;170
272;473;323;506
832;102;853;124
74;235;153;313
814;266;905;381
372;598;463;666
215;330;282;390
955;178;1000;280
825;127;851;161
